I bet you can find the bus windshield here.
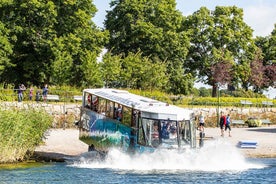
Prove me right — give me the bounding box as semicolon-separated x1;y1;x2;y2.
140;118;192;149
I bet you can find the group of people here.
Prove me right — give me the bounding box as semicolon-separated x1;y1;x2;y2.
161;122;177;139
16;84;48;102
197;111;232;137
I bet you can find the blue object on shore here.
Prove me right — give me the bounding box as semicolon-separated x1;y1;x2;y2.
238;140;257;149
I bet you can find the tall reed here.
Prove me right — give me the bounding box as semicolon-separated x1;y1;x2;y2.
0;107;52;163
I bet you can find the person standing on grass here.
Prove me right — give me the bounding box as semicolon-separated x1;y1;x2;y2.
225;114;232;137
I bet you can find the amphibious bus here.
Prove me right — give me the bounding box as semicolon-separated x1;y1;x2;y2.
77;88;196;154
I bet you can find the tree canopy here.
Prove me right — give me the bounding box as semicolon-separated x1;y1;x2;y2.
185;6;257;96
0;1;275;97
105;0;193;95
0;0;107;87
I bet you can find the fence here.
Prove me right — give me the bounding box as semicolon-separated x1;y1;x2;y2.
0;88;82;103
1;89;275;128
1;88;275;109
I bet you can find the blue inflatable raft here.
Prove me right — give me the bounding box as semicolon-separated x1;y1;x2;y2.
238;140;257;148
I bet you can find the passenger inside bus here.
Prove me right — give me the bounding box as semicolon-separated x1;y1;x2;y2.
91;96;99;112
152;122;159;139
169;124;177;139
161;122;177;139
85;94;92;109
161;122;170;139
115;105;122;121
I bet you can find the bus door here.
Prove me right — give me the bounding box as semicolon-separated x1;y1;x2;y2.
179;120;196;148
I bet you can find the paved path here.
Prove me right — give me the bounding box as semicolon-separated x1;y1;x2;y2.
200;126;276;157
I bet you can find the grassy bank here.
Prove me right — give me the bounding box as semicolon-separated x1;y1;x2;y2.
0;107;53;164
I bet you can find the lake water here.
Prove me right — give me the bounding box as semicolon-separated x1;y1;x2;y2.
1;140;276;184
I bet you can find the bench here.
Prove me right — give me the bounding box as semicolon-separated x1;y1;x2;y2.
240;100;252;106
46;95;60;101
232;120;245;127
73;95;82;101
262;101;273;106
261;119;271;126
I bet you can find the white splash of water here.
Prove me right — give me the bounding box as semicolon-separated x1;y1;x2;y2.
72;139;265;172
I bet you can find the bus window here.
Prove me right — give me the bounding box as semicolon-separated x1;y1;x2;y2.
106;101;114;119
139;119;160;147
180;120;191;145
84;93;92;109
151;121;160;147
114;103;123;121
160;121;178;148
98;97;106;115
91;96;99;112
122;106;131;126
161;121;176;140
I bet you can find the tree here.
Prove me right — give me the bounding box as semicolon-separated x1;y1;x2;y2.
198;87;211;97
0;0;107;87
105;0;192;94
50;36;74;85
52;0;108;86
249;50;270;93
255;24;276;88
119;51;168;91
0;0;57;85
185;6;256;96
266;24;276;88
210;49;234;96
0;21;13;76
100;51;122;88
79;50;103;88
267;24;276;64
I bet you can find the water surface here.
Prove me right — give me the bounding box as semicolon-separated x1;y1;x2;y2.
1;140;275;184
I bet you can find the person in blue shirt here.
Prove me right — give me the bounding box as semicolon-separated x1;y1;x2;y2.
18;84;26;102
42;84;48;102
225;114;232;137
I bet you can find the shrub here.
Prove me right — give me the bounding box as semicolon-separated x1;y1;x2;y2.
246;118;262;127
0;107;53;163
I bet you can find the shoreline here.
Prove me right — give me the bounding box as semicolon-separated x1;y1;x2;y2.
34;126;276;162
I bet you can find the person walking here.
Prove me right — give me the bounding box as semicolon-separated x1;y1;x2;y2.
198;112;205;132
220;112;226;137
29;85;34;100
42;84;48;102
225;114;232;137
18;84;26;102
35;90;41;102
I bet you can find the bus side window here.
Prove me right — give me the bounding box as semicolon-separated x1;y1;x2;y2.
91;96;99;112
116;105;122;121
105;101;113;118
98;98;106;115
85;94;92;109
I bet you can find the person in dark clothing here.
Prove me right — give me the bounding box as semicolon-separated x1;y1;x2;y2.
42;84;48;102
220;112;226;137
225;114;232;137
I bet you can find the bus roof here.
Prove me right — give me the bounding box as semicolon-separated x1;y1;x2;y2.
83;88;194;121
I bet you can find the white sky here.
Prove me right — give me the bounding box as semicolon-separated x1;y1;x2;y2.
92;0;276;98
93;0;276;37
